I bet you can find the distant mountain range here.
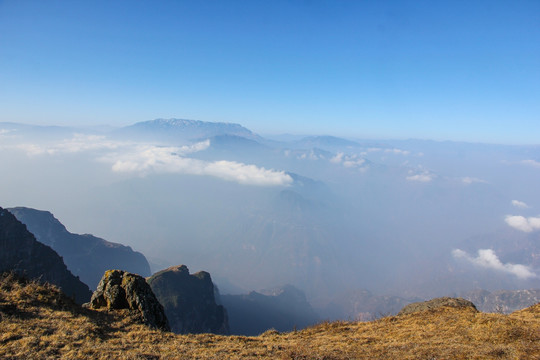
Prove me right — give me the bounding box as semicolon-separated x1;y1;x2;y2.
113;118;260;143
2;117;540;312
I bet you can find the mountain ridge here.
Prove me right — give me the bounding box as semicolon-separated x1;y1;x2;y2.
8;207;151;289
0;207;91;304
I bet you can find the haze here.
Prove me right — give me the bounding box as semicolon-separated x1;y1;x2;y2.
1;1;539;313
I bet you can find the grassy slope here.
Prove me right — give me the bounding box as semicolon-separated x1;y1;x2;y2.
0;274;539;360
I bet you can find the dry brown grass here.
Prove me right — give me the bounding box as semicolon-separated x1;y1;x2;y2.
1;273;539;359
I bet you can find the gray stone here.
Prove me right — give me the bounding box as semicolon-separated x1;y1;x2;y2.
90;270;170;331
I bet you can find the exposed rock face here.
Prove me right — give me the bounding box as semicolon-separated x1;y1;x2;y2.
221;284;319;336
147;265;229;334
8;207;151;289
0;207;92;304
398;297;478;316
89;270;169;331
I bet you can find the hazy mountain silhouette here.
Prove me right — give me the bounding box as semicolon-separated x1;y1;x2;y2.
8;207;151;290
2;118;540;311
0;207;91;303
221;285;319;335
114;118;259;142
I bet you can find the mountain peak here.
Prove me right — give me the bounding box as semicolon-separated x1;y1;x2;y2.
117;118;258;142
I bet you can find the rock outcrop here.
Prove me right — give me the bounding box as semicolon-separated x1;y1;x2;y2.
8;207;151;289
0;207;92;304
89;270;169;331
398;297;478;316
147;265;229;334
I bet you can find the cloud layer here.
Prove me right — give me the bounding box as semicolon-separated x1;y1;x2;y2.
10;135;292;187
520;159;540;168
452;248;537;280
406;171;435;182
511;200;529;209
15;134;122;155
107;143;293;186
330;152;368;170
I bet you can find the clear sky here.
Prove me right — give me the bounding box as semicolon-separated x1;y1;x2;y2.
0;0;539;143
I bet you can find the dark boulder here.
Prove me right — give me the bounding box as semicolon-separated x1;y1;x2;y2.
89;270;169;331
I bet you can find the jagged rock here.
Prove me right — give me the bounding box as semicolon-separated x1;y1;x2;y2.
8;207;151;290
89;270;170;331
0;207;91;304
398;297;478;316
147;265;229;334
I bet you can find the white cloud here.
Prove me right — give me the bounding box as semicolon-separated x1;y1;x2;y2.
461;177;487;185
364;147;409;155
366;147;383;153
330;152;367;170
384;148;410;155
452;248;537;280
106;144;293;186
177;139;210;155
15;134;123;156
406;166;436;183
16;143;47;156
511;200;529;209
330;152;344;164
343;158;365;168
406;170;435;182
520;159;540;168
296;150;325;160
505;215;540;233
406;174;433;182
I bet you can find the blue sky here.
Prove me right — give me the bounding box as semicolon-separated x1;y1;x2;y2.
0;0;539;143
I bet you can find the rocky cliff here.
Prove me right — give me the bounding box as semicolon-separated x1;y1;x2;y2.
0;206;91;304
147;265;229;334
89;269;169;331
8;207;151;289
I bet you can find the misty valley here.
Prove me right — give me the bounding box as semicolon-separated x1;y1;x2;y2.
1;118;540;333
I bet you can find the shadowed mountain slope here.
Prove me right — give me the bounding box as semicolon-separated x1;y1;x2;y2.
221;285;319;335
0;207;91;304
8;207;151;290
